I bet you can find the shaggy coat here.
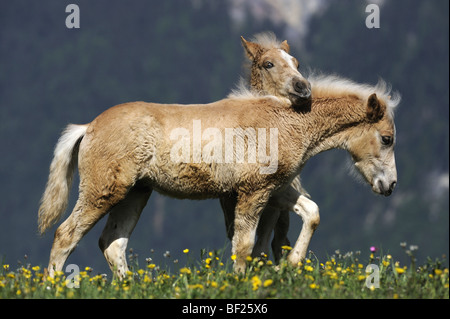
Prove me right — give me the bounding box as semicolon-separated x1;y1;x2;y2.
39;77;399;276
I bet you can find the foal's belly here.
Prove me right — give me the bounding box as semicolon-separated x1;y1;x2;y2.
143;162;237;200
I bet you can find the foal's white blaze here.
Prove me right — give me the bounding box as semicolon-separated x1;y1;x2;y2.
279;49;298;72
276;49;311;101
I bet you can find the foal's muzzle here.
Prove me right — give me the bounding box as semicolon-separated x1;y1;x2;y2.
375;179;397;197
291;78;311;101
380;180;397;197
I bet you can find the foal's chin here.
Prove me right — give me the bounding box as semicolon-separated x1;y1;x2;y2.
289;94;312;109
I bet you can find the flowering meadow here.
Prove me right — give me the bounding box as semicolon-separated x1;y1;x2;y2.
1;245;448;299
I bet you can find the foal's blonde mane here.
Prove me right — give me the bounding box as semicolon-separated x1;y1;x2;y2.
228;73;401;116
308;73;401;115
227;78;275;100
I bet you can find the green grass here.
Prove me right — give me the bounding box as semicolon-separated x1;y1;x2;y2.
1;247;448;299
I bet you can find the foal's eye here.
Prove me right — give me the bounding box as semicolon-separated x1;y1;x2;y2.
263;61;274;69
381;135;393;146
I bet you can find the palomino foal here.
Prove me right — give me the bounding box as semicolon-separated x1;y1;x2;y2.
39;76;399;277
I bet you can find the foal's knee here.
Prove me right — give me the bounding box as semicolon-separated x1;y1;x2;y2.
293;196;320;230
306;202;320;230
309;210;320;230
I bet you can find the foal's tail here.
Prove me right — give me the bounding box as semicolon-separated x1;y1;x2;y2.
38;124;88;235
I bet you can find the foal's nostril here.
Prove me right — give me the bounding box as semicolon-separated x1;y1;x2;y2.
390;181;397;191
383;181;396;197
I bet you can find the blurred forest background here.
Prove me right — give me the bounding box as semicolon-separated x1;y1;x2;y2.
0;0;448;273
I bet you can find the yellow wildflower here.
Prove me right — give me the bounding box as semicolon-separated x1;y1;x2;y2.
281;245;292;250
231;255;237;261
180;267;192;275
143;275;152;283
183;249;189;254
263;279;273;287
304;265;314;272
395;267;405;274
251;275;262;290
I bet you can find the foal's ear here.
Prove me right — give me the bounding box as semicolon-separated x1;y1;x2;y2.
280;40;290;53
366;93;385;122
241;36;261;60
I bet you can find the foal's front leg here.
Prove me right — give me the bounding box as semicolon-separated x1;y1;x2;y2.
232;190;270;273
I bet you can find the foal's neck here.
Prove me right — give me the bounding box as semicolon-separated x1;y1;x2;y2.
294;96;367;161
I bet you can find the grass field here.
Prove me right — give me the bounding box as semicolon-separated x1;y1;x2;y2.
1;246;448;299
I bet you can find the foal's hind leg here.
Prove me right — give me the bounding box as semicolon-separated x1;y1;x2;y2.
271;210;291;263
47;162;134;277
47;197;111;277
219;195;237;241
98;185;151;279
253;206;280;258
